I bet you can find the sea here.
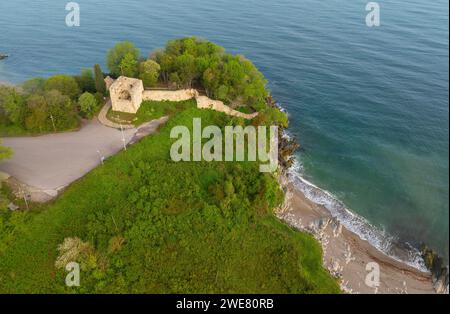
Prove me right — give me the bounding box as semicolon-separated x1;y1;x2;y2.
1;0;448;267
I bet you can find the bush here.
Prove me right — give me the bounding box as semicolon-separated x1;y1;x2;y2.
0;108;339;293
151;37;268;107
75;69;96;93
44;74;81;100
94;64;106;95
139;60;160;88
78;92;99;119
106;41;140;77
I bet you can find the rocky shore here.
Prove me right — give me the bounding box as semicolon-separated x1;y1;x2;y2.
276;173;437;294
421;245;449;294
274;99;445;294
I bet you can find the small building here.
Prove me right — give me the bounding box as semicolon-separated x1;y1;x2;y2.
108;76;144;114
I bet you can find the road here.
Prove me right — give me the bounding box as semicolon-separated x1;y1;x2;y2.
0;119;139;193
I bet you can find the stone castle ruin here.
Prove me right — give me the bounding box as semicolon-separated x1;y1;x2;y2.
106;76;258;119
108;76;144;114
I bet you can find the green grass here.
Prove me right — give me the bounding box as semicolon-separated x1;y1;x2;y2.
134;99;197;126
0;108;339;293
107;99;197;127
106;109;136;124
0;124;29;137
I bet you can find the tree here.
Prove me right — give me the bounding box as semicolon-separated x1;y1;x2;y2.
21;78;46;94
151;49;173;83
94;64;106;95
0;86;26;126
148;37;268;107
76;68;95;93
25;94;49;132
78;92;99;119
138;60;161;87
175;54;197;87
44;74;81;100
106;41;140;77
45;90;78;131
119;53;138;77
169;72;181;88
202;67;220;97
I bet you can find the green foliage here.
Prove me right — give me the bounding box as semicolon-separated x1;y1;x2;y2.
133;99;196;126
21;78;46;94
106;41;140;77
119;53;139;78
75;68;96;93
1;76;85;136
151;37;268;107
24;90;79;133
93;64;106;95
0;139;12;161
78;92;99;119
253;107;289;128
0;108;338;294
44;74;81;100
0;40;333;293
138;60;161;88
0;86;26;126
24;94;48;132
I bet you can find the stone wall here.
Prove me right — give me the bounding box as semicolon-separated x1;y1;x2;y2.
196;96;258;119
142;89;199;102
107;76;258;120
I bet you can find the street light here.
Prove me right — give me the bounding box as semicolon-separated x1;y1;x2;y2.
97;150;105;165
120;123;127;151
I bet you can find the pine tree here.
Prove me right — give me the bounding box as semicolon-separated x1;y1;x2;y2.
94;64;106;95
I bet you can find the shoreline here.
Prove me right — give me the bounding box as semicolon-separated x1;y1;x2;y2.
1;116;169;203
276;172;436;294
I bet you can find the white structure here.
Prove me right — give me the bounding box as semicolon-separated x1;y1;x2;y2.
142;89;198;102
108;76;144;114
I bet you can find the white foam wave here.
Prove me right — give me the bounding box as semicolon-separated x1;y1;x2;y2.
275;100;428;271
287;158;428;272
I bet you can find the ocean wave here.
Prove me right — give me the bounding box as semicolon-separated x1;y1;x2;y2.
287;158;428;272
275;100;428;272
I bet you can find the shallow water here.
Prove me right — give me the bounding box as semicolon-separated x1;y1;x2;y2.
1;0;448;263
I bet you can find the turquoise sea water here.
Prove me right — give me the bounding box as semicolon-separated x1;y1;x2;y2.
1;0;448;264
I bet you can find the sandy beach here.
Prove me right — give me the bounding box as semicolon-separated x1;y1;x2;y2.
276;174;435;294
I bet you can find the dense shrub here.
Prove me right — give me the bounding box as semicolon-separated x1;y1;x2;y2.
0;108;339;293
44;74;81;100
106;41;140;77
151;37;268;108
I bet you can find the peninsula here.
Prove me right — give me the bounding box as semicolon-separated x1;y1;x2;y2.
0;37;442;294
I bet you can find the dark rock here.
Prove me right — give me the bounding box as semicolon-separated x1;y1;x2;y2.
278;132;300;170
421;244;449;294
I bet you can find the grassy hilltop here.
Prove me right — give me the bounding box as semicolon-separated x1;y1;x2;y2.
0;38;339;293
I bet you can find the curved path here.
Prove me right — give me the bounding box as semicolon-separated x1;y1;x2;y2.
0;116;168;202
97;100;134;129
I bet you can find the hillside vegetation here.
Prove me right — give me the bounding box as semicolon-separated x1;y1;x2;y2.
0;108;339;293
0;38;339;293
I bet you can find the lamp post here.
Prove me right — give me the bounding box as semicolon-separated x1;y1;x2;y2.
50;114;56;132
97;150;104;165
20;187;29;210
120;123;127;151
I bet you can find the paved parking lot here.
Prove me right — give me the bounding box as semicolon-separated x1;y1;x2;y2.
0;119;136;191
